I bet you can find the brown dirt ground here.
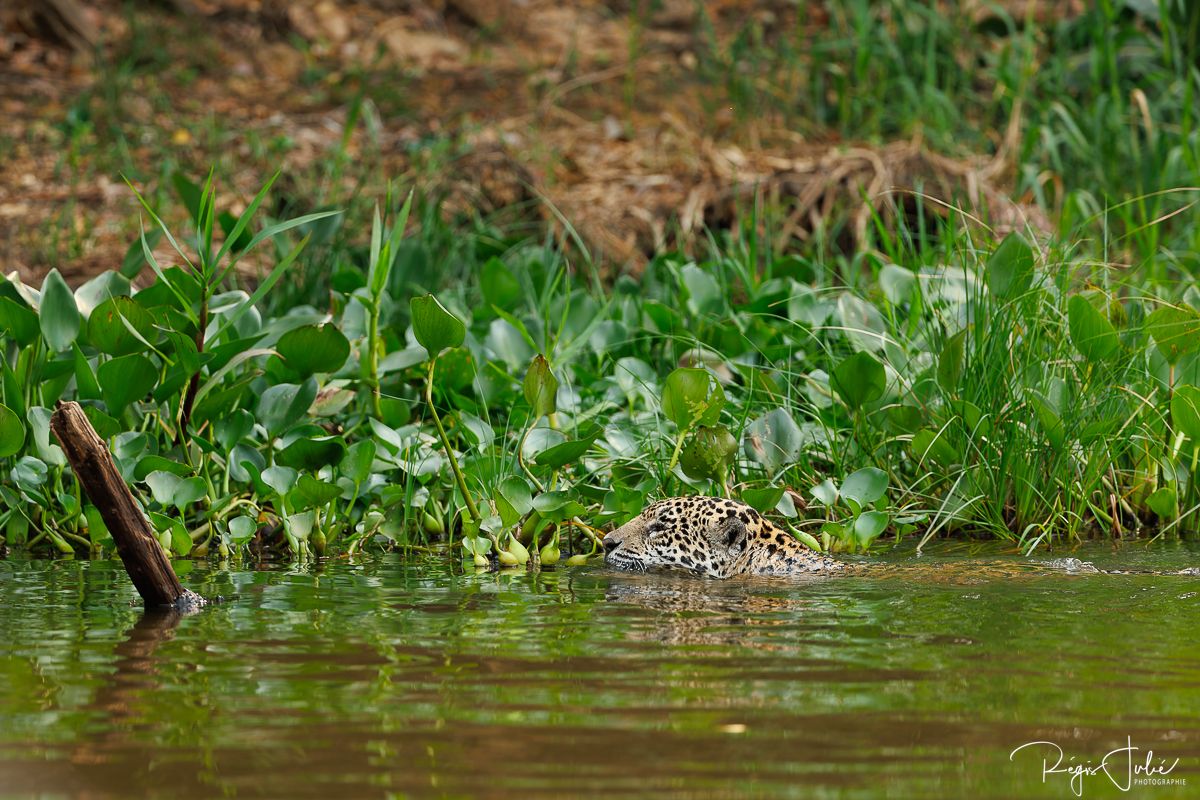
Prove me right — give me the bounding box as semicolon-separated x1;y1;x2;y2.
1;0;1062;286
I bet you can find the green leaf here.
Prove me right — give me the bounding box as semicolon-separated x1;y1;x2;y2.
410;294;466;356
986;232;1035;300
134;455;192;481
172;476;207;509
533;428;601;468
495;476;534;527
744;408;804;474
276;323;351;377
523;354;558;417
341;440;377;484
831;351;886;410
87;296;156;356
480;257;522;311
145;471;181;506
257;379;318;437
97;354;158;415
680;425;737;482
680;263;723;316
1146;305;1200;365
853;510;889;547
810;478;838;506
0;403;25;458
937;330;967;393
1171;384;1200;441
277;434;348;471
227;515;258;545
1146;486;1177;519
910;428;960;466
261;465;299;497
0;297;40;346
1067;295;1119;363
38;269;80;351
740;486;784;512
291;474;343;509
662;367;724;430
532;491;586;524
840;467;888;509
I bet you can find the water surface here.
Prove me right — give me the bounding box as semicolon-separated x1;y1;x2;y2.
1;539;1198;798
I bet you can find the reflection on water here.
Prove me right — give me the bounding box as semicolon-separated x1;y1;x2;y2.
1;539;1199;798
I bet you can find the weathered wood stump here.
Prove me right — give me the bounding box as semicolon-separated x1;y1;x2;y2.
50;401;204;611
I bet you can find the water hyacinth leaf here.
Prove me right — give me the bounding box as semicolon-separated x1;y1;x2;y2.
276;323;351;377
291;474;343;509
837;293;888;352
831;351;886;410
97;354;157;415
341;439;377;484
285;510;315;543
910;428;959;466
227;515;258;545
38;269;80;351
277;435;347;471
79;406;119;442
854;511;890;547
170;519;192;556
810;478;838;506
172;476;207;509
410;294;465;356
662;367;724;430
74;271;132;318
741;486;784;513
680;263;722;316
487;319;534;371
134;455;192;481
534;428;601;468
1146;305;1200;365
480;257;522;311
680;425;737;482
262;465;299;497
13;455;48;493
1067;295;1119;363
0;297;40;346
840;468;888;510
215;409;256;452
1170;384;1200;441
532;491;586;524
937;330;967;393
744;408;803;473
458;412;495;449
257;379;318;437
523;354;558;417
878;263;917;306
72;346;102;401
0;403;24;458
1146;486;1177;519
84;505;111;545
1029;394;1065;450
145;470;182;506
495;476;534;527
986;232;1035;300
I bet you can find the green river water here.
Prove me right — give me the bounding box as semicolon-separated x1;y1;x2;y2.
1;539;1198;799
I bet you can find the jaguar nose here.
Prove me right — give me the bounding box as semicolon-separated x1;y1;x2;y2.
603;536;620;554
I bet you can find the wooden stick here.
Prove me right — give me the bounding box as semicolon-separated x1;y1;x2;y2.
50;401;194;609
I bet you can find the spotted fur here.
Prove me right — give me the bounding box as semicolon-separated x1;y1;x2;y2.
603;496;843;578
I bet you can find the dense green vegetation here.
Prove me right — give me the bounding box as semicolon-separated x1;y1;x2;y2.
3;2;1200;562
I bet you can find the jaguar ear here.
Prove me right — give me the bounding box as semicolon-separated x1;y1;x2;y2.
712;517;749;557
